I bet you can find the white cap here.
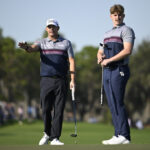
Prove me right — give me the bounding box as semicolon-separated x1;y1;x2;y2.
46;19;59;27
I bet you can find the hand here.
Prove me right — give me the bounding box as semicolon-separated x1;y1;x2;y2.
101;59;111;67
70;80;75;90
18;41;28;50
97;54;105;64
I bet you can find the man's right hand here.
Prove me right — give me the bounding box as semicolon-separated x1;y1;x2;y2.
97;53;105;64
18;42;29;50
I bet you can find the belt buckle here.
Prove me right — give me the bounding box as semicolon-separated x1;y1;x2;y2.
105;65;117;70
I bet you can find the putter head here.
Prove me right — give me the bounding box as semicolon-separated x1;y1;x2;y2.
70;133;77;137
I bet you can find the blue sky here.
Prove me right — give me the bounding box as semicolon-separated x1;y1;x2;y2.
0;0;150;51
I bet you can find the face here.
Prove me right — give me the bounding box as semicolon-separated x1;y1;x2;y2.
110;12;125;27
46;25;59;37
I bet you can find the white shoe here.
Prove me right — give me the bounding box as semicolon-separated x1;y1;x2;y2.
50;138;64;145
39;132;49;145
102;135;130;145
102;136;118;145
118;135;130;144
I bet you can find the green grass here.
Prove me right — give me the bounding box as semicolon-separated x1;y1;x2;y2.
0;120;150;150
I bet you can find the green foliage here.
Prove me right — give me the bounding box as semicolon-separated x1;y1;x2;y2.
0;34;17;101
126;40;150;118
14;49;40;103
75;46;102;121
0;29;40;103
42;30;48;38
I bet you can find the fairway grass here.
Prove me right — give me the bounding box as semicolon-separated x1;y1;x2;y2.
0;121;150;150
0;145;150;150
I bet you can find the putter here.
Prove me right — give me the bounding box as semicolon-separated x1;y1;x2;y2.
99;43;105;105
100;66;104;105
70;86;77;137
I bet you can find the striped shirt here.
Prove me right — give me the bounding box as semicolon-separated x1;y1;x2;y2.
99;23;135;65
35;36;74;77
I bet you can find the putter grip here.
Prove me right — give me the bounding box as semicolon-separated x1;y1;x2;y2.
71;87;75;101
100;94;103;105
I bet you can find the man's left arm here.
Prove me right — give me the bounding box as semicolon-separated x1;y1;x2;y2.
101;27;135;66
69;57;75;89
101;42;133;66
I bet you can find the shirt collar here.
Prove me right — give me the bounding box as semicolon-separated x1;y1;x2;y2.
46;36;63;42
112;23;125;29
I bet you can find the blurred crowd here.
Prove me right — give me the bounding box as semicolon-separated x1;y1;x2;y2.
0;101;42;125
0;101;145;129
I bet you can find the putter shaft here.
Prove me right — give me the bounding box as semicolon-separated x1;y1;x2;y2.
71;87;77;137
100;67;104;105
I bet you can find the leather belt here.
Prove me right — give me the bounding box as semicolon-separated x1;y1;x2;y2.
50;75;63;79
104;64;128;70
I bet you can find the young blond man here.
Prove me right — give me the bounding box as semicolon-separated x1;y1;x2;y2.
97;4;135;145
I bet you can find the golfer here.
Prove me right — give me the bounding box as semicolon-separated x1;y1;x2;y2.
18;19;75;145
97;4;135;145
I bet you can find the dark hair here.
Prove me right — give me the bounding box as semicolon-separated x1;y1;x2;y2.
110;4;124;14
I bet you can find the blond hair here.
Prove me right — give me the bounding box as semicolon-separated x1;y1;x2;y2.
110;4;124;14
